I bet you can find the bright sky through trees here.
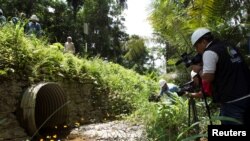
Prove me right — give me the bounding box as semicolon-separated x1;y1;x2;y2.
123;0;153;38
123;0;166;73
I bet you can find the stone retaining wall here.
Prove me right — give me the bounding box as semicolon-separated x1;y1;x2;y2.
59;79;109;125
0;80;28;140
0;79;109;140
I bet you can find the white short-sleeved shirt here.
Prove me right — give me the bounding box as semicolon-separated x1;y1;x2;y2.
64;42;75;54
202;42;219;73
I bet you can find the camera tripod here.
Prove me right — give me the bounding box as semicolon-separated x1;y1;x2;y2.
199;76;213;126
187;76;213;141
189;75;213;125
188;96;199;130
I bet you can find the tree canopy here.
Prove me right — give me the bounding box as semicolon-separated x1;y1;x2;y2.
150;0;250;71
0;0;157;74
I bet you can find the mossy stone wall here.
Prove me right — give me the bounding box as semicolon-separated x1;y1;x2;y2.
0;79;109;140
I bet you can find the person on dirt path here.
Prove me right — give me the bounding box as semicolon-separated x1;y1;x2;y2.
191;27;250;125
25;14;42;37
64;36;76;54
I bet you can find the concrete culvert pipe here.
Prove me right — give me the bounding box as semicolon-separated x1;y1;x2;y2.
20;82;68;136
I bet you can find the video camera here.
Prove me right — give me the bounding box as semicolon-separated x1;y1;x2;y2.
148;93;161;102
175;52;202;96
177;81;195;96
175;52;202;68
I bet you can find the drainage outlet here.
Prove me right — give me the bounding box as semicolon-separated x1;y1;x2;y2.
19;82;68;136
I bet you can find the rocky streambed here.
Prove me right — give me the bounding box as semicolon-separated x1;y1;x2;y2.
66;121;147;141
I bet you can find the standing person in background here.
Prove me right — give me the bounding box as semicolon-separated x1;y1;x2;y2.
191;27;250;125
0;8;6;26
19;12;26;21
10;12;26;27
19;12;26;27
25;14;42;37
64;36;76;54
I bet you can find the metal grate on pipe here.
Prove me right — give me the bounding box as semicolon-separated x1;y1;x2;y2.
20;82;68;135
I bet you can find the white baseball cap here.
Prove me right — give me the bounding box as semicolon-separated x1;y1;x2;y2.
159;79;167;88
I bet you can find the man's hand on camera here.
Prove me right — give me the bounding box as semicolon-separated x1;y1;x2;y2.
191;65;202;73
157;95;161;99
188;92;202;98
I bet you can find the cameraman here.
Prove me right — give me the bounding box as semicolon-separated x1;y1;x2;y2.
158;79;180;99
191;27;250;125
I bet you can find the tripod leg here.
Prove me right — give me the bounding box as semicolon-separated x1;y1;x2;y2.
191;99;199;123
190;98;200;141
188;98;191;126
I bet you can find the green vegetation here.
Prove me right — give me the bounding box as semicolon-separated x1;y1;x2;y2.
0;24;156;116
